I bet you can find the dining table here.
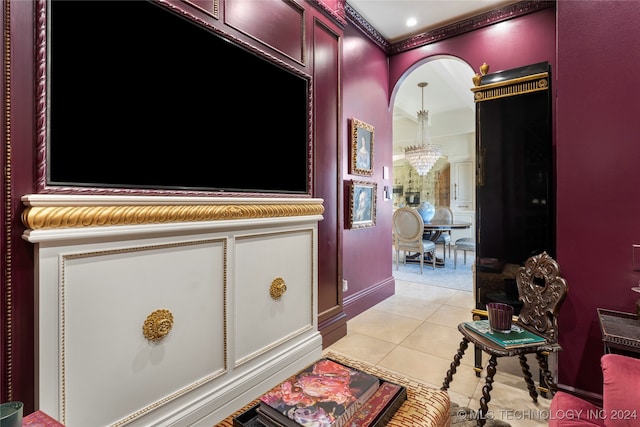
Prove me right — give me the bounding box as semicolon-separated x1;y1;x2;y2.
404;219;472;267
422;219;472;266
423;219;472;242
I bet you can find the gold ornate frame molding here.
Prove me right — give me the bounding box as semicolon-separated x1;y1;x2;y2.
21;195;324;231
472;71;550;103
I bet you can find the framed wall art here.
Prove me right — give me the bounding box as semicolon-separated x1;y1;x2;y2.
349;180;377;229
350;118;374;176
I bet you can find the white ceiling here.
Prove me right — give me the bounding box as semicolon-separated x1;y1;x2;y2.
346;1;517;159
391;58;476;159
347;0;518;42
392;57;475;128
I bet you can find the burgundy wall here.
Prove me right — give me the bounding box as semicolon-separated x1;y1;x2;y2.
380;3;640;396
388;9;556;103
2;0;38;409
313;17;345;347
340;24;396;317
555;1;640;395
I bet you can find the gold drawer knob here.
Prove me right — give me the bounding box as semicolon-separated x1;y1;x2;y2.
143;309;174;341
270;277;287;300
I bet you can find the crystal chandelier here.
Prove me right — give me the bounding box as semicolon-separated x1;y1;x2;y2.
404;82;442;176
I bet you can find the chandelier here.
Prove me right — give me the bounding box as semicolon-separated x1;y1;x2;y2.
404;82;442;176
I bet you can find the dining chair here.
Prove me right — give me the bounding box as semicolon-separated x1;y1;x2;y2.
392;207;436;273
453;237;475;269
431;206;453;260
441;251;568;426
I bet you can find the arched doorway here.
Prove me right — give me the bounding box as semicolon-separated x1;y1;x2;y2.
391;56;477;288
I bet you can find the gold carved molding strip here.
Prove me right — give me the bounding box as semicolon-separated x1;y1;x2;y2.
472;72;549;103
22;203;325;230
3;0;14;400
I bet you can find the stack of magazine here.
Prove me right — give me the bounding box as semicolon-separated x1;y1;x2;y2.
236;358;406;427
463;320;547;349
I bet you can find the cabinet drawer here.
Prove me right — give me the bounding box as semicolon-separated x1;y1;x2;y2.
60;239;227;426
234;228;315;365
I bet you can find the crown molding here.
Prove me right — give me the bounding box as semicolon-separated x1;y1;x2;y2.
344;2;391;52
345;1;555;55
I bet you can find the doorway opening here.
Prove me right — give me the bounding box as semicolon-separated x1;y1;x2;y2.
391;56;476;291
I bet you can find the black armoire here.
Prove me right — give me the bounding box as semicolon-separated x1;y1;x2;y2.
470;62;555;380
472;61;554;313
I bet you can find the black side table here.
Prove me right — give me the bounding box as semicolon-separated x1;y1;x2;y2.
597;308;640;357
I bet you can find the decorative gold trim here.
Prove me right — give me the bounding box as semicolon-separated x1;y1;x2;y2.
471;72;549;103
143;309;174;341
22;202;324;230
471;308;488;318
269;277;287;300
349;180;377;229
3;0;13;400
472;63;490;86
350;118;375;176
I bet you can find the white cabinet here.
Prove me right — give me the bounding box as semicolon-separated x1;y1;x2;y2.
450;161;475;241
22;195;324;427
451;160;474;211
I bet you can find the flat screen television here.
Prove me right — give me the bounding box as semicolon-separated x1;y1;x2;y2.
47;0;310;195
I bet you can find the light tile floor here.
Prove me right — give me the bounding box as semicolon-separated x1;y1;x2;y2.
325;279;551;426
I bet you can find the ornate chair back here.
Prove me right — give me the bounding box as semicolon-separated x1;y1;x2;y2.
393;207;424;245
515;251;569;344
433;206;454;223
431;206;454;259
392;208;436;272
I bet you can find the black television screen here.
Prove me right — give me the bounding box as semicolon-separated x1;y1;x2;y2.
47;0;310;194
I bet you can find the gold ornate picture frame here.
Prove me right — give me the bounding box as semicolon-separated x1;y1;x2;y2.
350;118;374;176
349;180;377;229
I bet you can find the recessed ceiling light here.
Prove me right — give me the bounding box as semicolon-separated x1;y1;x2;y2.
406;17;417;27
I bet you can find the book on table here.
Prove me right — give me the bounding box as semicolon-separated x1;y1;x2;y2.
257;358;380;427
233;379;406;427
343;380;407;427
463;319;547;349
